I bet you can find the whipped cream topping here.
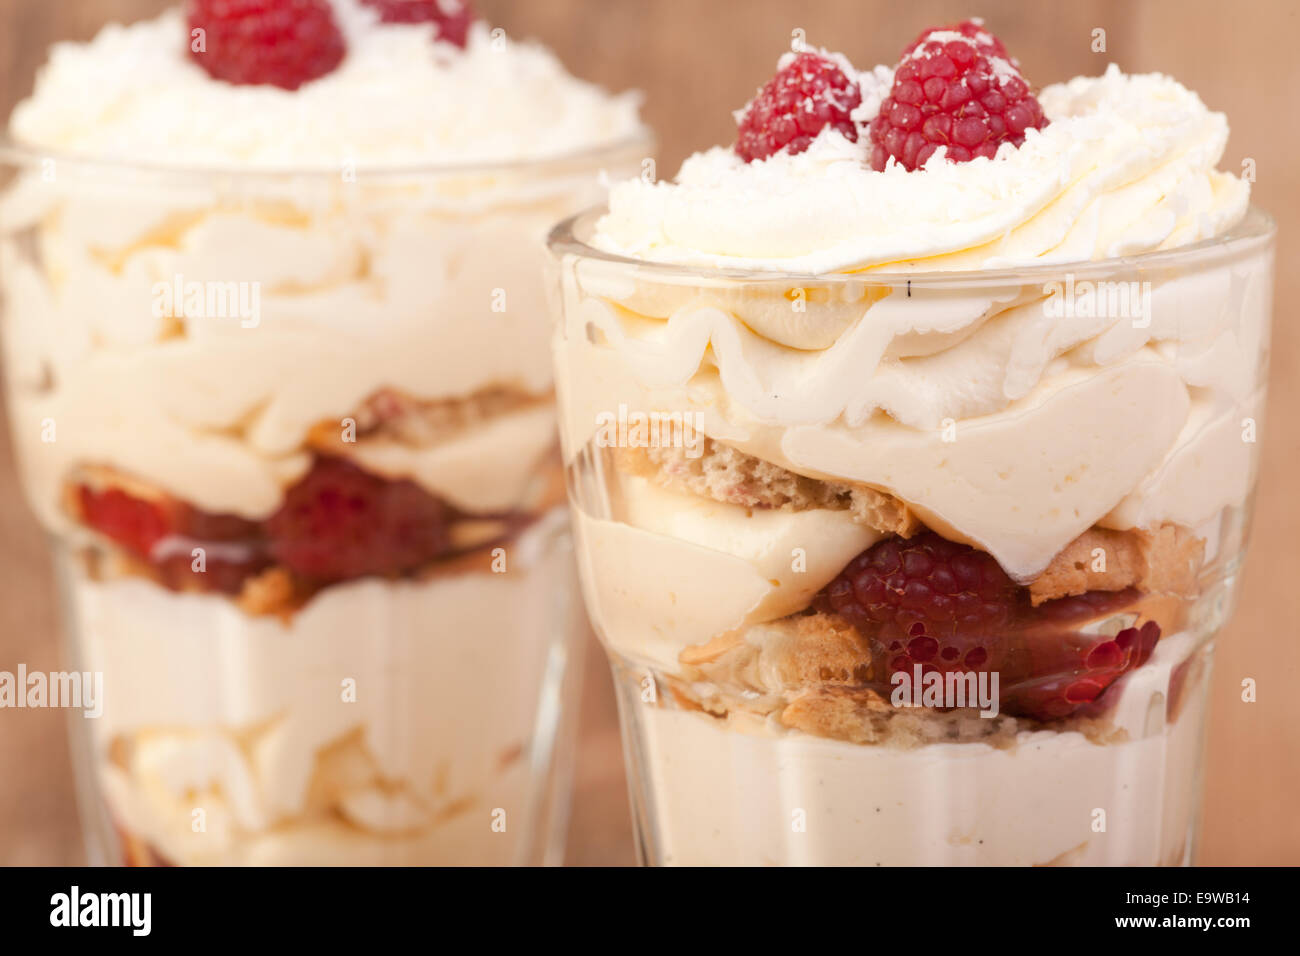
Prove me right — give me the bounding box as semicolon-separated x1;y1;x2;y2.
596;65;1248;273
8;2;644;168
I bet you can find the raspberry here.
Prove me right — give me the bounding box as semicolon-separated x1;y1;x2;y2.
266;456;450;582
360;0;475;47
76;458;458;590
902;19;1010;61
1004;622;1160;720
77;486;174;561
868;19;1047;171
824;532;1019;635
77;485;267;594
735;51;862;163
188;0;347;91
820;532;1020;684
820;532;1166;719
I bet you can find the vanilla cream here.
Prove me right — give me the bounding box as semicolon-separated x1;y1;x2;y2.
633;633;1208;866
556;224;1271;583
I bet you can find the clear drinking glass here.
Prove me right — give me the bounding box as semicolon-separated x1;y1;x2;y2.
0;134;648;866
548;206;1274;866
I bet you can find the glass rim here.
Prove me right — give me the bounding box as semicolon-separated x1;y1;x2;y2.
0;128;655;182
548;203;1276;285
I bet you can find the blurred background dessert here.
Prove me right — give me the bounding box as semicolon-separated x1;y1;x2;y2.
0;0;646;865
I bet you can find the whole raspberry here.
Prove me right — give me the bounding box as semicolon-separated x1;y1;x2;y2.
735;51;862;163
868;19;1047;171
266;456;450;582
361;0;476;47
819;532;1020;683
1004;621;1160;721
188;0;347;91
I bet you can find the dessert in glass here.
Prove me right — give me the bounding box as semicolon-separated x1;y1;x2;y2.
549;20;1273;865
0;0;647;865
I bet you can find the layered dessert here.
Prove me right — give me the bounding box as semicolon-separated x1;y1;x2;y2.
550;20;1273;865
0;0;645;864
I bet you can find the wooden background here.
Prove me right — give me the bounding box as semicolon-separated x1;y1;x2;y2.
0;0;1296;866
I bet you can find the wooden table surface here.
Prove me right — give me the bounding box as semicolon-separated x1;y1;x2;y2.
1;0;1297;866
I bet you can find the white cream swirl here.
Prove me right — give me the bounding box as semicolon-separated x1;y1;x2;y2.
596;65;1248;274
8;2;644;168
559;226;1272;585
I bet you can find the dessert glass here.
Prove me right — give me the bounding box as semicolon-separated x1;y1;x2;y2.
549;205;1274;866
0;134;648;866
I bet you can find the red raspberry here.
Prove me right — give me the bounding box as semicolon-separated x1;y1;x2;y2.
902;19;1010;61
188;0;347;91
823;532;1019;635
78;486;174;561
1004;622;1160;721
266;456;450;582
77;484;267;594
820;532;1171;721
868;19;1047;171
360;0;475;47
735;51;862;163
820;532;1167;719
820;532;1020;684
